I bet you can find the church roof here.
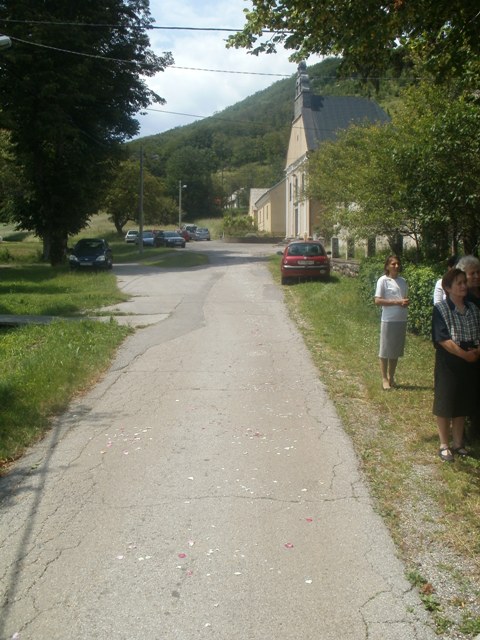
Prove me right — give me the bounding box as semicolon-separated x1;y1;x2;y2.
293;62;390;152
302;95;390;151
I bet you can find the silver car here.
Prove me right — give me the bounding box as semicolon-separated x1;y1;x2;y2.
124;230;138;243
194;227;210;241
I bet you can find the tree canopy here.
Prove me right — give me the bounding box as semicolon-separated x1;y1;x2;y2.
0;0;172;264
307;81;480;257
227;0;480;84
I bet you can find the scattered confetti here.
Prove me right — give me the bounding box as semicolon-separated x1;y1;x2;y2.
178;553;187;559
306;518;313;522
116;555;124;560
305;579;313;584
284;543;294;549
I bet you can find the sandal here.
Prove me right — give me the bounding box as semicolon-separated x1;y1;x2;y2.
453;447;469;458
438;447;454;462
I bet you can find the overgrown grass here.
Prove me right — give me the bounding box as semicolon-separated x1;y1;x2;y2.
269;257;480;636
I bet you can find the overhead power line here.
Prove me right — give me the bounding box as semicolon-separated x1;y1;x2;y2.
0;18;287;34
5;35;293;76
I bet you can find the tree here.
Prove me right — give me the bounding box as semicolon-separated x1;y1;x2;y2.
165;146;218;218
0;128;27;222
103;158;177;234
227;0;480;84
394;83;480;256
308;123;412;252
308;83;480;258
0;0;173;265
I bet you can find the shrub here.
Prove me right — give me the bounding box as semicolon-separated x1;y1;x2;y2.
358;257;438;338
222;213;257;236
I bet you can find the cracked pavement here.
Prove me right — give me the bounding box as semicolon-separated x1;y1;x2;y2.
0;243;437;639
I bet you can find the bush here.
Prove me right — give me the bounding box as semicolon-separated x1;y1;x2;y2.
222;213;257;236
358;257;438;338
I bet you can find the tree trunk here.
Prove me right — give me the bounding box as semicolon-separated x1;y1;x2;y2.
42;231;69;266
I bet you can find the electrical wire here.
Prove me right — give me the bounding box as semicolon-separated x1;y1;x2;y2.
0;18;286;34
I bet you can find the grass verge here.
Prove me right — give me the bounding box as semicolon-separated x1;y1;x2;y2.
269;258;480;638
0;320;131;465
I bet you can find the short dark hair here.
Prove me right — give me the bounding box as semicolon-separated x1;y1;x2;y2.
442;267;466;293
446;255;457;269
384;254;401;275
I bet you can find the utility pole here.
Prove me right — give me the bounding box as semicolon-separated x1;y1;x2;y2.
139;145;144;255
178;181;186;228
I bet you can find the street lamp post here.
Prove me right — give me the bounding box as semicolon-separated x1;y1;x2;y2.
138;145;144;255
178;181;187;228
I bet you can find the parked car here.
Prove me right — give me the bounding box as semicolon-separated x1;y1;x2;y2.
154;230;186;248
69;238;113;270
124;230;138;243
136;230;156;246
182;224;197;235
279;240;330;284
194;227;211;241
177;228;192;242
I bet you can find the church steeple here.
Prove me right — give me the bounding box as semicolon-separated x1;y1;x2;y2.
294;61;311;118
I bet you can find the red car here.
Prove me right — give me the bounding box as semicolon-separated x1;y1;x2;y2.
177;228;192;242
280;241;331;284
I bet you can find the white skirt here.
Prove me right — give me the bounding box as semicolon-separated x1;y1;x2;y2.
379;321;407;359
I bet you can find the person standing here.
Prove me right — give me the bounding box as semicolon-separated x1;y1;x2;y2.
433;255;457;304
456;255;480;309
432;268;480;461
456;255;480;442
374;255;409;390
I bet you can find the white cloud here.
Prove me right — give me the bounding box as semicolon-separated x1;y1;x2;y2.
136;0;319;137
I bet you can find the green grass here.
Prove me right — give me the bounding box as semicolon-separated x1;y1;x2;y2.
0;320;131;464
0;266;128;315
270;257;480;634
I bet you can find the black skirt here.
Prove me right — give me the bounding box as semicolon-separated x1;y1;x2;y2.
433;346;480;418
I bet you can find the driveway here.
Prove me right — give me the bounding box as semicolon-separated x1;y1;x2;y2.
0;242;435;640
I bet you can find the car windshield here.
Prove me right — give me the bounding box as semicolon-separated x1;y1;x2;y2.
287;243;325;257
74;240;105;255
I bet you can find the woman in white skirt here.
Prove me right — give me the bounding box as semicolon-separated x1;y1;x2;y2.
375;255;410;390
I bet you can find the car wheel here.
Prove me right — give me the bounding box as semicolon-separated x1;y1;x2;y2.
281;276;288;285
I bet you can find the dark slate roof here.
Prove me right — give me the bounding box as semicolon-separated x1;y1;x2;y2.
302;95;390;151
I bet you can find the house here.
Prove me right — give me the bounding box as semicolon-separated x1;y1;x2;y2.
249;188;269;223
285;61;390;239
249;182;286;236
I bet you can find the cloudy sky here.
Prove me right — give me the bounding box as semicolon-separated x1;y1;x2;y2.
137;0;318;138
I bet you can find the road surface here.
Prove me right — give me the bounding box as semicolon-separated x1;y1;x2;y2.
0;242;436;640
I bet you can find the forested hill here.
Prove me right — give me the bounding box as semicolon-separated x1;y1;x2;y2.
127;57;408;215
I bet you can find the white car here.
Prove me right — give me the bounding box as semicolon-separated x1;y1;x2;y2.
125;230;138;243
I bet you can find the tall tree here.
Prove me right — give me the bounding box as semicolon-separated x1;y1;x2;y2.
0;0;173;265
227;0;479;84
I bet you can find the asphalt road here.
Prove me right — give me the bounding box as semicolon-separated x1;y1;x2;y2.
0;242;436;640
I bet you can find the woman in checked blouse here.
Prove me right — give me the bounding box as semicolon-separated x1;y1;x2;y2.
432;268;480;462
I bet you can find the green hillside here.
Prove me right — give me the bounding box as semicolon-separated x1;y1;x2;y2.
127;58;409;218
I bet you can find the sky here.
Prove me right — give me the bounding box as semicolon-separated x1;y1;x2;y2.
136;0;318;138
